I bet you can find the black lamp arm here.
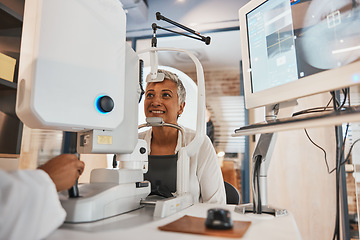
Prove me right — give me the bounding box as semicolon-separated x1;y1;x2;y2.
153;12;211;45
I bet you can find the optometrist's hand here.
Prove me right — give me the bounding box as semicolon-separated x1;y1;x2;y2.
38;154;85;192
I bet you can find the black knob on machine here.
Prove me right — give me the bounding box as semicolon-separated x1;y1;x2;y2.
98;95;114;113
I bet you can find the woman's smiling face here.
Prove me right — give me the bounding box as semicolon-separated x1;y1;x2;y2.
144;79;185;125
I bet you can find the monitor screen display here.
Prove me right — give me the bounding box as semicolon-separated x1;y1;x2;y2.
240;0;360;108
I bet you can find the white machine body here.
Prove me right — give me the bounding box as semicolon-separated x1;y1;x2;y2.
16;0;149;223
16;0;127;132
59;168;150;223
153;193;193;218
16;0;209;223
60;140;151;223
137;47;207;217
117;139;149;173
76;43;140;154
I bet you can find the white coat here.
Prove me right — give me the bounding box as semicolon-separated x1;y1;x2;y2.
139;127;226;204
0;169;66;240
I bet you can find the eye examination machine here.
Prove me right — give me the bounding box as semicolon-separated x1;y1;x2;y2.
15;0;207;223
16;0;148;222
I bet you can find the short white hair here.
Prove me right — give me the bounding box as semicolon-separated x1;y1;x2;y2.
158;69;186;105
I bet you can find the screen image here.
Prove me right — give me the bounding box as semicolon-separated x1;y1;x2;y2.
246;0;360;93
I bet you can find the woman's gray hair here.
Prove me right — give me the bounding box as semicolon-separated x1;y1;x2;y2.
158;69;186;105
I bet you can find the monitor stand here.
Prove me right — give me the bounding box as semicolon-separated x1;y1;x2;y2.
235;133;287;217
235;101;298;217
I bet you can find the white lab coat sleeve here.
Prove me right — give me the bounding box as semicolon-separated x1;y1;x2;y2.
196;136;227;204
0;169;66;240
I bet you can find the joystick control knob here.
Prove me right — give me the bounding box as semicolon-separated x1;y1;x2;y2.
97;95;114;113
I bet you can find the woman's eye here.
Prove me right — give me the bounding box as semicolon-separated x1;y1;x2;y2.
146;93;154;98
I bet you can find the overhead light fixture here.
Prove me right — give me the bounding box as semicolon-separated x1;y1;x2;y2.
332;45;360;54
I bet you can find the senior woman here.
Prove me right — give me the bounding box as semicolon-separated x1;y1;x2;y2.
139;69;226;204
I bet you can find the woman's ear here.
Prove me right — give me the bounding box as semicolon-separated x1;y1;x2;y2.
178;102;185;116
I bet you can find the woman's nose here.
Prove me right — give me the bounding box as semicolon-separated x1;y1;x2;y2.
150;95;162;106
151;101;161;107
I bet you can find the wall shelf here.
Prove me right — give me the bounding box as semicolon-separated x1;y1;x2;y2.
0;78;17;90
0;2;23;29
0;1;23;155
0;2;23;85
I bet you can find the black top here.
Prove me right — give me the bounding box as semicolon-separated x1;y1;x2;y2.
206;119;214;143
144;153;178;198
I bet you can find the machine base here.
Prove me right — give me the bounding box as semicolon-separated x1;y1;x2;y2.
59;181;150;223
141;193;194;218
234;203;288;217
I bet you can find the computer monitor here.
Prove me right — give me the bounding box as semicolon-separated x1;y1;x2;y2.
239;0;360;111
235;0;360;218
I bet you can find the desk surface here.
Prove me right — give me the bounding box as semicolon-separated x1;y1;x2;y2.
47;203;301;240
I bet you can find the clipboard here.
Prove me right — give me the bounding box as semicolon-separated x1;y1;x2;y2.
158;215;251;238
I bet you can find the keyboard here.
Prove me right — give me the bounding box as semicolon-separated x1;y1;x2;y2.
235;109;359;133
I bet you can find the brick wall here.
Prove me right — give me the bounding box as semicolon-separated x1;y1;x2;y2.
185;68;241;97
184;68;243;154
185;68;243;200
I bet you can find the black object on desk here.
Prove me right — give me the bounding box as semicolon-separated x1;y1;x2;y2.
205;208;233;230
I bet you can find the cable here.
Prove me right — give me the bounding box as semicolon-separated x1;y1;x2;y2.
256;156;262;213
304;129;334;174
333;125;342;240
252;156;259;213
304;123;351;176
331;90;351;240
340;124;349;160
348;89;351;107
252;155;262;214
334;123;349;240
252;155;258;213
293;89;349;118
332;91;340;240
292;96;333;117
332;91;341;111
292;109;333;117
333;92;340;240
331;89;349;112
325;96;335;111
282;87;350;120
327;124;350;173
341;138;360;166
302;90;350;239
301;89;350;239
337;88;349;110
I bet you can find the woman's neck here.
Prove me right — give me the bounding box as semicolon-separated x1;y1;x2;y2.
150;126;178;155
